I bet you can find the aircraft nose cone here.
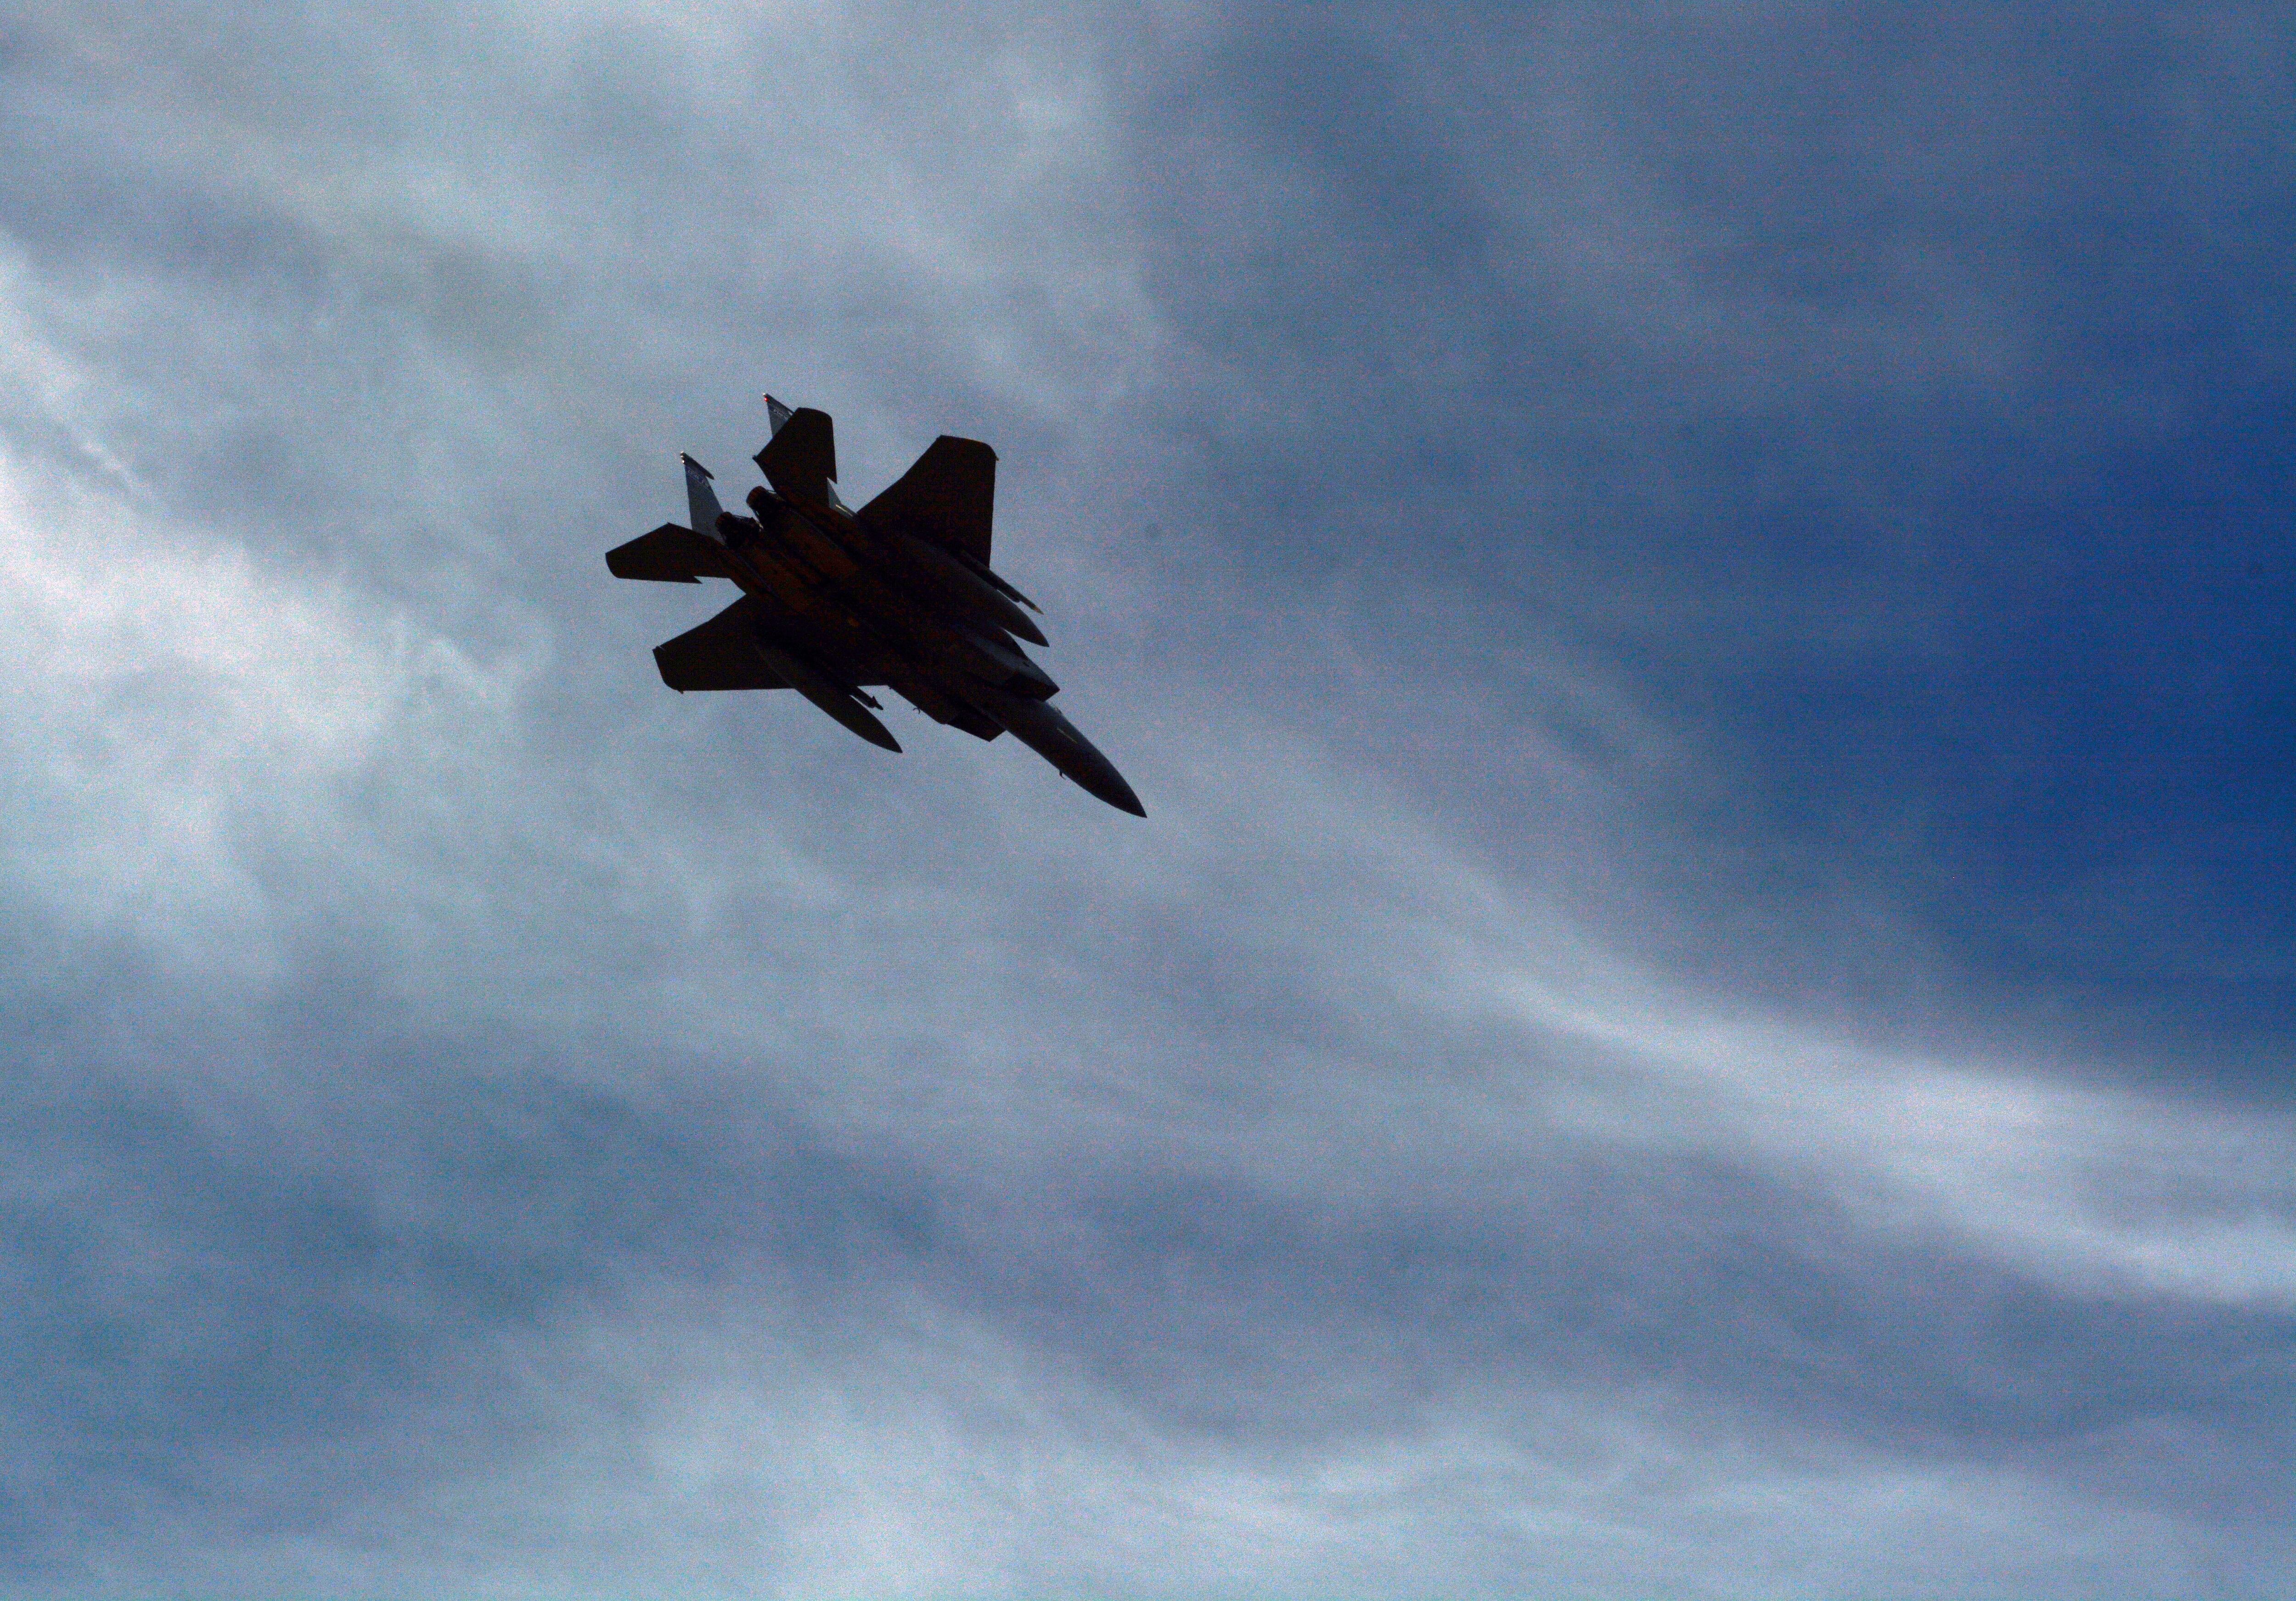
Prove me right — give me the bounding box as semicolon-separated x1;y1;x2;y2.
984;692;1147;816
1064;744;1146;816
1102;775;1147;817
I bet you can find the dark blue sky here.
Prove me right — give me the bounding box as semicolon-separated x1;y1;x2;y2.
0;3;2290;1595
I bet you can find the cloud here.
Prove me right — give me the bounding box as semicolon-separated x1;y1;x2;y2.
0;1;2290;1595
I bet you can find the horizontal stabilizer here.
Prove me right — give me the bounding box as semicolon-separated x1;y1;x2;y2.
608;522;730;584
754;405;837;502
653;595;787;690
859;435;997;564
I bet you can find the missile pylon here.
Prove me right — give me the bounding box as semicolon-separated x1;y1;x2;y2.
752;640;901;752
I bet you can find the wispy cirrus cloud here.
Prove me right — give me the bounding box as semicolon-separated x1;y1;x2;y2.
0;2;2289;1596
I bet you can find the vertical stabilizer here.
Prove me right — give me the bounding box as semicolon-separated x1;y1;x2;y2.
765;394;795;437
682;454;726;542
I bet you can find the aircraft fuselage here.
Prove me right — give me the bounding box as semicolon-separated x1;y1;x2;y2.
604;399;1142;816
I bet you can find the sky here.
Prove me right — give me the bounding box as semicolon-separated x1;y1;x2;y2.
0;3;2290;1596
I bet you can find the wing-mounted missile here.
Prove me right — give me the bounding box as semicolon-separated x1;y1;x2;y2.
885;526;1047;646
751;638;901;752
652;594;899;750
957;548;1042;615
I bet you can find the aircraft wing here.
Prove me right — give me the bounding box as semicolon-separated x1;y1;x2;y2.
653;594;894;693
655;595;786;690
607;522;732;584
857;435;997;564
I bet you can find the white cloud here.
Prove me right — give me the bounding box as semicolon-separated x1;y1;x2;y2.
0;5;2289;1596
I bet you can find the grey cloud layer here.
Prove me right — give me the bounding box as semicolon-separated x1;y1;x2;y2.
2;2;2291;1596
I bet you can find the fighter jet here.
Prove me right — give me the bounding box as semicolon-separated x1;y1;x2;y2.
606;397;1144;816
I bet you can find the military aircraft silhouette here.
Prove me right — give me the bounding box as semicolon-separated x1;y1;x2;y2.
607;397;1144;816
